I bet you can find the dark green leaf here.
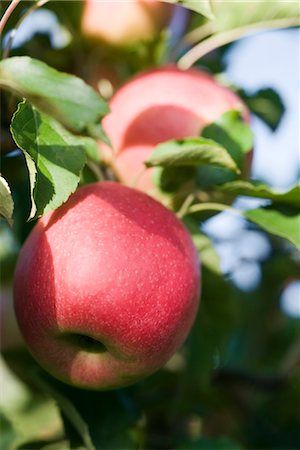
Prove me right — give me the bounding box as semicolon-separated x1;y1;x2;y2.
183;218;238;385
37;382;144;450
238;88;285;131
145;137;240;173
0;57;109;136
0;176;14;225
218;181;300;208
80;137;101;164
86;123;112;148
10;101;86;220
0;413;18;450
245;206;300;250
152;166;196;193
197;110;253;186
0;356;63;450
35;378;95;450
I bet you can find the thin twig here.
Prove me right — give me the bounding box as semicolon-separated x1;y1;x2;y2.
176;193;195;219
214;368;286;391
0;0;21;35
2;0;49;59
184;21;215;45
86;161;105;182
178;17;300;70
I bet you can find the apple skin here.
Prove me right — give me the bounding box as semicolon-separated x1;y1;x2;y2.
14;182;200;390
81;0;172;47
101;66;250;194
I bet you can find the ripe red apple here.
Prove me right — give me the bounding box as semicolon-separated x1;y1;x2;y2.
14;182;200;390
101;66;250;194
81;0;172;46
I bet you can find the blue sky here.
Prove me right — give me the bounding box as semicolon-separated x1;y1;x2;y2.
225;28;300;188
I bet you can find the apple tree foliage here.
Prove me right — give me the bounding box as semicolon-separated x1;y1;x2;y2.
1;1;300;449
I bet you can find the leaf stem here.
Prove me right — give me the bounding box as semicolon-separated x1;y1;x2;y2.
178;17;300;69
86;161;105;181
176;193;195;219
0;0;21;36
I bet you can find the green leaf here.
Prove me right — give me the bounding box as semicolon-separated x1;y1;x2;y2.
163;0;214;19
183;218;239;385
10;101;86;220
238;88;285;131
152;166;196;193
0;356;63;450
80;137;101;164
197;110;253;186
0;413;19;450
179;3;300;68
86;123;112;148
217;181;300;208
204;110;253;157
41;440;71;450
0;176;14;225
36;379;96;450
211;1;300;34
145;137;240;174
0;57;109;136
245;206;300;250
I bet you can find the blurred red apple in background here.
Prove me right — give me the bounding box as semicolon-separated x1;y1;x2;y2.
14;182;200;390
81;0;172;46
101;66;250;194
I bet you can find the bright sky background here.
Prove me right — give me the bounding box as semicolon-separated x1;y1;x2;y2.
225;28;300;189
205;28;300;315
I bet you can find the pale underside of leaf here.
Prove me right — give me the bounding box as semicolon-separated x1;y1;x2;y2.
0;176;14;225
218;181;300;209
245;207;300;251
145;138;241;174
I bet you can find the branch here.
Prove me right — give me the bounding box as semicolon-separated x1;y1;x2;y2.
178;17;300;70
0;0;21;35
2;0;49;59
214;338;300;392
213;368;286;391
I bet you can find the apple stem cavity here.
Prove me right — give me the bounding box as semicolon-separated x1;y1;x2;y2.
59;333;108;354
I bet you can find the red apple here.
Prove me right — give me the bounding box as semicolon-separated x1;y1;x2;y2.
101;66;250;194
81;0;172;46
14;182;200;390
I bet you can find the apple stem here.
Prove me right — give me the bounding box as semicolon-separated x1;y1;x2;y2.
59;332;108;354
